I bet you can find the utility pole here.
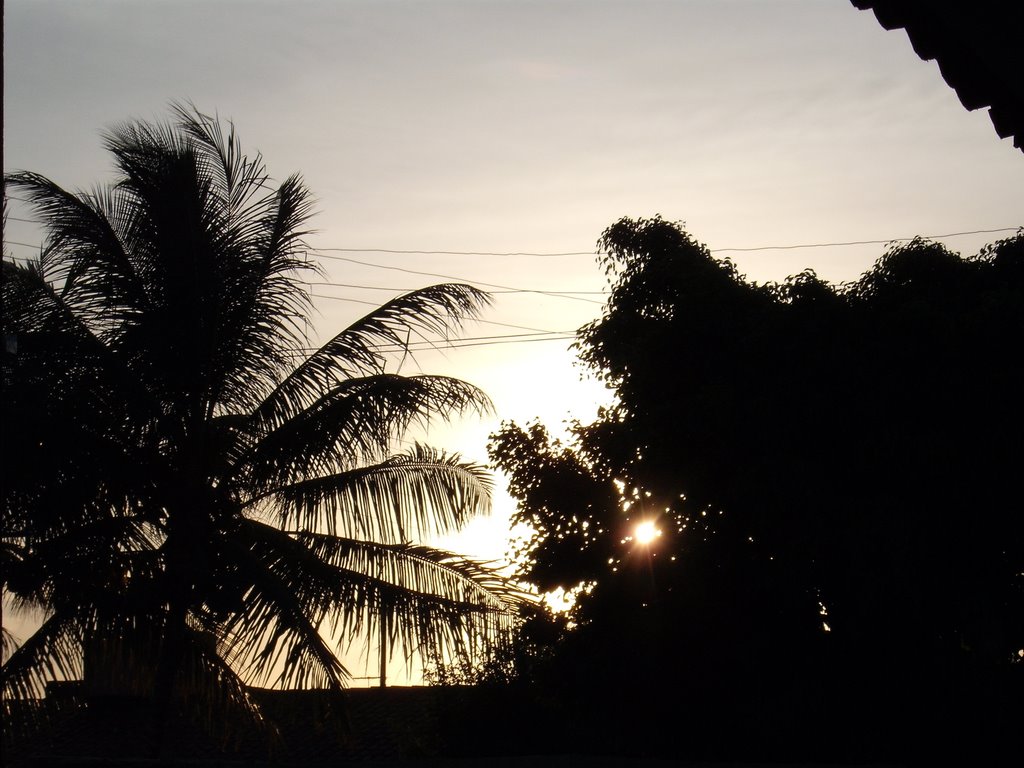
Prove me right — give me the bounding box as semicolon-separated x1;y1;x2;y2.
378;615;387;688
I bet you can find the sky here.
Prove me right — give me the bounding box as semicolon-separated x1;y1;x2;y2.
4;0;1022;682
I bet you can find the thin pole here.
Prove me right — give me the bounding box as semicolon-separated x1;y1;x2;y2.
379;616;387;688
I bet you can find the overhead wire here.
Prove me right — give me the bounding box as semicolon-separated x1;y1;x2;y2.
4;226;1018;261
5;190;1019;250
291;330;574;351
315;247;595;257
304;280;606;296
282;332;578;356
302;227;1023;257
304;225;1021;305
6;224;1018;352
7;183;1017;361
713;227;1021;252
311;251;606;305
308;290;569;335
4;226;1020;307
15;332;580;360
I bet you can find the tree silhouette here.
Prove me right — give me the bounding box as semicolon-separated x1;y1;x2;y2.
1;105;522;739
490;217;1024;761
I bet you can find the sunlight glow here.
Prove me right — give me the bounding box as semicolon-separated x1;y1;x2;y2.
634;520;661;545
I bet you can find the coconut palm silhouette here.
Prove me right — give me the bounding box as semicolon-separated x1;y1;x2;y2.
2;104;521;737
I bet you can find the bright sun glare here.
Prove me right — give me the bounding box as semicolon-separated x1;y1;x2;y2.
634;520;661;545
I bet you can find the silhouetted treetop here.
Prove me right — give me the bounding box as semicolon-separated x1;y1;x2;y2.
496;215;1023;681
489;217;1023;760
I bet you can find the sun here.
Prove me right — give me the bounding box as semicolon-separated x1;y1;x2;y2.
633;520;661;545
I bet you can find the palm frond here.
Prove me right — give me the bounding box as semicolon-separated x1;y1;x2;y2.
171;101;272;221
211;172;318;414
0;261;160;422
0;609;87;742
302;534;527;668
169;102;319;415
253;444;492;542
2;258;89;337
1;610;87;701
3;174;148;340
219;521;526;689
255;283;492;430
300;535;528;612
1;626;19;666
238;374;492;491
171;619;268;739
213;522;349;690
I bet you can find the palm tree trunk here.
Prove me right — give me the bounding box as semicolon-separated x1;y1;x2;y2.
151;595;189;758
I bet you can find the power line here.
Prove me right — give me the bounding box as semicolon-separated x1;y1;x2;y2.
305;280;607;296
380;334;576;351
307;227;1021;256
308;291;569;335
6;226;1018;261
294;330;573;351
315;247;594;257
6;186;1019;250
6;333;579;362
0;248;603;319
283;333;577;356
3;241;607;305
714;227;1021;253
6;226;1020;306
312;251;606;306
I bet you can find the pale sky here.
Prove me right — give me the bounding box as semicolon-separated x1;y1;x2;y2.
4;0;1022;682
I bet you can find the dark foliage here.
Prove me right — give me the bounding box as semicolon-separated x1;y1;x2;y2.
488;217;1024;763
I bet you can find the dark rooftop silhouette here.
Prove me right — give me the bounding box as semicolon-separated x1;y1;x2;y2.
4;685;444;765
851;0;1023;150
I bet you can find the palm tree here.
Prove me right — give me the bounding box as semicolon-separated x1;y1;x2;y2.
1;105;522;734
